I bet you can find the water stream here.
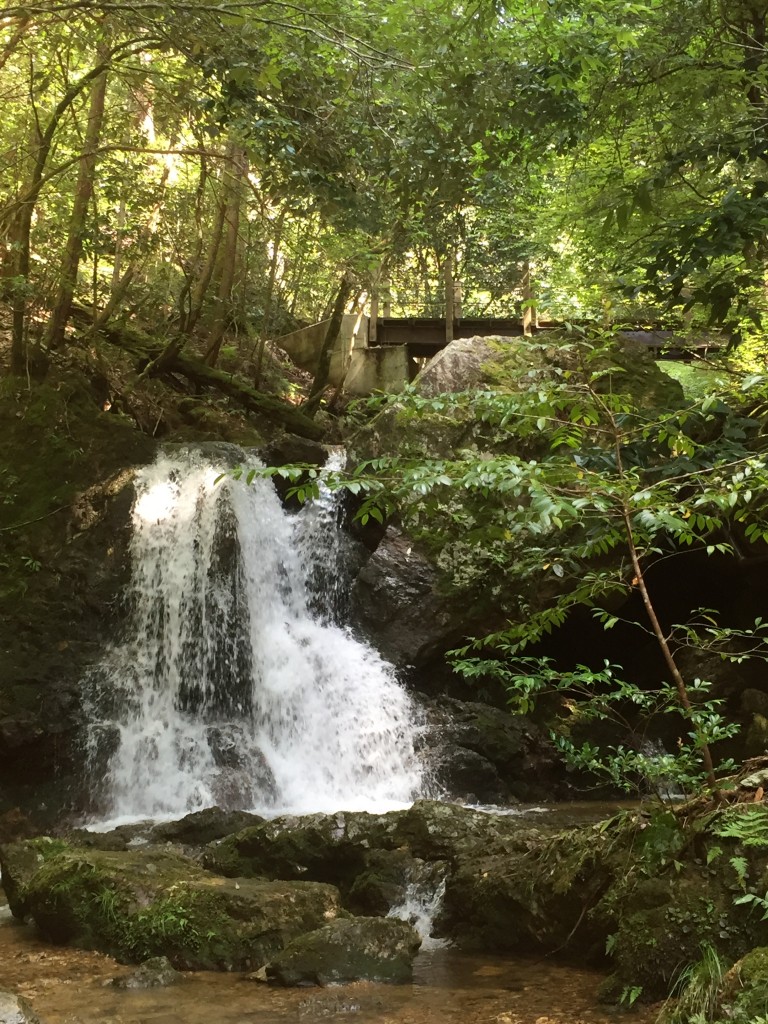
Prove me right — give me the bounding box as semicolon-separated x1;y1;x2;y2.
84;447;425;824
0;898;658;1024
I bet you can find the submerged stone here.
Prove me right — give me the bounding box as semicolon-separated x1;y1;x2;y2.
111;956;184;989
265;917;421;986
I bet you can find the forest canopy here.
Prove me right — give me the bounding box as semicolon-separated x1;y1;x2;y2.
1;0;768;382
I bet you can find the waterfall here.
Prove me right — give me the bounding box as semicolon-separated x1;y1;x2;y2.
387;871;448;950
84;446;424;824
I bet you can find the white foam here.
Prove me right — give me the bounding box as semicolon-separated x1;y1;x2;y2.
85;447;425;823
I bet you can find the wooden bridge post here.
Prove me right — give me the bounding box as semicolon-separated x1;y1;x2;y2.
522;261;534;336
444;254;454;344
369;291;379;345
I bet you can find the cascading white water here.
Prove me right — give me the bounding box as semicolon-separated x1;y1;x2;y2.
84;446;425;824
388;873;449;949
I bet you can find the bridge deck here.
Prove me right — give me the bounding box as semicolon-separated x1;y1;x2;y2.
372;317;528;356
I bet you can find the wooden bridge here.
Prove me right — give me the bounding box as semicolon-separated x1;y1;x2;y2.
276;314;713;396
369;317;528;356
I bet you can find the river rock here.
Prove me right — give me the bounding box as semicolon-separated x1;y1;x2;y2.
202;810;401;890
265;917;421;986
203;800;540;909
0;993;43;1024
148;807;264;848
17;843;342;970
111;956;184;989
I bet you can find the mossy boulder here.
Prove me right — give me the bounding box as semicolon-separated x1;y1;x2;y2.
606;871;762;997
14;843;342;970
265;917;421;986
0;836;69;918
717;946;768;1022
202;809;397;887
441;817;615;956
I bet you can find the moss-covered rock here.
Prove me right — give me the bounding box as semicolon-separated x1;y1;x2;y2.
202;800;538;907
15;843;341;970
202;810;395;886
717;945;768;1022
265;917;421;986
148;807;265;849
0;836;69;918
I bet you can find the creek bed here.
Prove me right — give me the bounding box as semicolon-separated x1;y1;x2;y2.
0;900;659;1024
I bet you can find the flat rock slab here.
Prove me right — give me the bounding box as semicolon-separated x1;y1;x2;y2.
13;845;341;971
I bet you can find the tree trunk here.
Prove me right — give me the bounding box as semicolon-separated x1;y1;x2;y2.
203;142;247;366
303;272;353;418
7;59;111;375
254;206;286;387
45;67;108;348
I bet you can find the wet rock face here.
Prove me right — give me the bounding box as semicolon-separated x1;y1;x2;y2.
0;992;44;1024
265;917;421;986
420;696;565;804
349;528;460;667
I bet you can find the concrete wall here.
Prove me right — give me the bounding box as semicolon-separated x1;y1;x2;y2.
276;313;419;394
344;346;410;396
275;313;369;386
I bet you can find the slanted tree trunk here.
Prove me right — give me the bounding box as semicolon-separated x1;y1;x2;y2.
303;272;354;419
45;67;108;348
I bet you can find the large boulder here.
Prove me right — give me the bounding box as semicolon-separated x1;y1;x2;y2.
265;917;421;986
202;800;543;908
148;807;265;848
202;810;399;886
346;334;685;669
14;843;342;970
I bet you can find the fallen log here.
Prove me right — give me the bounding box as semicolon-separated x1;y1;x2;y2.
70;305;324;440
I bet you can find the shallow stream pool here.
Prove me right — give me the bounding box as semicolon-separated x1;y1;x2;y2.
0;900;660;1024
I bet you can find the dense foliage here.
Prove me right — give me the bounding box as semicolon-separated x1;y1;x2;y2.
4;0;768;386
